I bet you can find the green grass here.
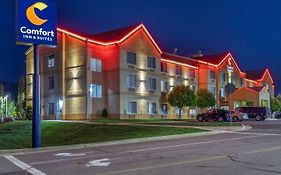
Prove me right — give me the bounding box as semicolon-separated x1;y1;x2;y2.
0;121;207;150
92;119;183;123
141;121;241;127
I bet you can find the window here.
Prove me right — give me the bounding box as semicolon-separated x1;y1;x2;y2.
147;56;156;69
209;87;216;97
127;101;137;114
176;65;182;75
48;77;54;89
221;72;226;82
147;102;157;115
148;78;156;90
90;58;102;72
48;103;55;115
127;75;137;88
220;88;225;97
240;78;244;86
161;62;167;73
127;52;136;65
161;81;169;92
90;84;102;98
189;69;195;79
209;70;215;80
48;55;55;68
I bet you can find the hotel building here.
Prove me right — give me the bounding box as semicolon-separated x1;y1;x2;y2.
25;23;275;120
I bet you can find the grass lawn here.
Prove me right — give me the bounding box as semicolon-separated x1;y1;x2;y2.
92;119;183;123
141;122;241;127
0;121;207;150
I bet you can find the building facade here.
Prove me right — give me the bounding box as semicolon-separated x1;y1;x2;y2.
25;23;275;120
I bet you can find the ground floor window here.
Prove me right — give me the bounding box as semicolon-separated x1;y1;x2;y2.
90;84;102;98
147;102;157;115
161;104;168;115
48;103;55;115
127;101;137;114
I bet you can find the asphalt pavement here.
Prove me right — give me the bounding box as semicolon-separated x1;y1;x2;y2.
1;120;281;175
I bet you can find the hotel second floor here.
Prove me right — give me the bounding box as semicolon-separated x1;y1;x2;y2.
25;23;275;120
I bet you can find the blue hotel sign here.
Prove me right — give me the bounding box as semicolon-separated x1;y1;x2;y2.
16;0;57;45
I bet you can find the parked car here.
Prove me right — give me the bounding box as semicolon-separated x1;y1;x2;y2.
275;111;281;119
235;107;271;121
230;110;249;122
197;109;230;122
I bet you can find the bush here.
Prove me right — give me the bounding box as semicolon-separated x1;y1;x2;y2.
102;108;108;118
25;105;32;120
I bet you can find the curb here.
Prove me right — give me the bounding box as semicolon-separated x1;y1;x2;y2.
0;130;224;156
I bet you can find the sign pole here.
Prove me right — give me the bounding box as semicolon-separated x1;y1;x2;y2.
32;44;41;148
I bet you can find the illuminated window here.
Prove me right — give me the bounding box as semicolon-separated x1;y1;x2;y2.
90;84;102;98
127;101;137;114
147;102;157;115
161;81;169;92
127;52;136;65
220;88;225;97
148;78;156;90
127;75;137;88
147;56;156;69
48;77;54;89
48;55;55;68
48;103;55;115
240;78;244;86
90;58;102;72
176;65;182;75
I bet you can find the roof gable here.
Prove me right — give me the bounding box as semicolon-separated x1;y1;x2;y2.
161;52;198;69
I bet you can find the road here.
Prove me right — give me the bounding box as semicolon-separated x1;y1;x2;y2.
1;120;281;175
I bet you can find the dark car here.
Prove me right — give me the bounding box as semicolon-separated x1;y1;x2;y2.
197;109;230;122
275;111;281;119
235;107;271;121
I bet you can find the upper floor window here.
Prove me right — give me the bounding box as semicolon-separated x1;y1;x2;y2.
90;84;102;98
209;70;215;81
147;56;156;69
148;78;157;90
176;65;182;75
161;81;169;92
48;77;54;89
90;58;102;72
220;72;226;82
161;62;167;73
127;52;136;65
189;69;195;79
240;78;244;86
127;75;137;88
48;55;55;68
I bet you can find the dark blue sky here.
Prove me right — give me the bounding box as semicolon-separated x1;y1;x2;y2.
1;0;280;94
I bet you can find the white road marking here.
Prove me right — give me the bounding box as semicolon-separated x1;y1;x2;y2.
54;153;85;157
30;135;259;165
4;155;46;175
86;158;111;167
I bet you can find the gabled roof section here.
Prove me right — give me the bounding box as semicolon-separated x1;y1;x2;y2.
57;23;162;54
245;69;265;80
192;52;229;65
161;52;198;69
245;69;274;83
247;86;265;93
193;52;244;74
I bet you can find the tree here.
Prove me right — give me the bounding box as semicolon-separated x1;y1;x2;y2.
167;85;196;119
16;92;26;117
271;97;281;112
196;89;216;112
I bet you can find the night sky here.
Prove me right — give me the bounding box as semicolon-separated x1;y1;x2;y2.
1;0;280;94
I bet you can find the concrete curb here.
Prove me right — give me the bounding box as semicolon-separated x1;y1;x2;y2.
0;130;225;156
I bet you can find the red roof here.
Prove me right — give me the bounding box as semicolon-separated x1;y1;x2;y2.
88;23;141;42
192;53;229;65
161;52;199;68
247;86;265;93
245;69;265;80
